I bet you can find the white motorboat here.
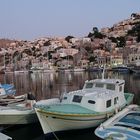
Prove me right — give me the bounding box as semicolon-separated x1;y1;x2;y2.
34;73;134;135
0;93;38;125
95;104;140;140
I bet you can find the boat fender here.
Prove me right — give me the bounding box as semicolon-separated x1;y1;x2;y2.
115;107;118;114
26;100;36;109
26;102;32;108
99;123;105;130
27;92;36;100
59;97;62;102
106;113;110;118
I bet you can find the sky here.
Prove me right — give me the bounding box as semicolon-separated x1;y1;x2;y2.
0;0;140;40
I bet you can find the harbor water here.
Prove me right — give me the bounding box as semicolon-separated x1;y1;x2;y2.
0;71;140;140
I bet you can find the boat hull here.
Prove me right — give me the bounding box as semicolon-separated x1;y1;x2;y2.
35;109;112;135
0;108;38;124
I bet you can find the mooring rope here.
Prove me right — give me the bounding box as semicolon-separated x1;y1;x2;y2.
46;118;60;140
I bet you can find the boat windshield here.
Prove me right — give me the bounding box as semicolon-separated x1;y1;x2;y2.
95;83;104;88
85;83;93;88
119;113;140;125
106;84;115;90
114;124;140;131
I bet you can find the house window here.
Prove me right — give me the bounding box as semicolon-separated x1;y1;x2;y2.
85;83;93;88
114;97;119;105
106;99;111;108
72;95;82;103
106;84;115;90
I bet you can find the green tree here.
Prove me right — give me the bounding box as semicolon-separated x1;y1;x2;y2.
92;27;99;33
85;46;92;53
88;56;96;62
94;32;105;39
87;32;93;38
116;37;126;48
109;37;117;43
137;32;140;42
65;36;74;42
88;27;105;39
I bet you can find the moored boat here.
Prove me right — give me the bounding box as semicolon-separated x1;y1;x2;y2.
73;67;85;72
95;104;140;140
130;65;140;74
0;94;27;106
0;84;14;91
112;65;130;73
0;84;16;98
34;74;134;135
0;93;38;124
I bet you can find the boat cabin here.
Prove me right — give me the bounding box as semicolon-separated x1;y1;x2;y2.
83;79;125;94
61;79;127;113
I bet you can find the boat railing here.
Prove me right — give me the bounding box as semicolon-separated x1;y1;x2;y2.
68;90;82;94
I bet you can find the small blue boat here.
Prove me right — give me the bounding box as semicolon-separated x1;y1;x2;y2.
95;104;140;140
0;84;16;97
0;84;14;91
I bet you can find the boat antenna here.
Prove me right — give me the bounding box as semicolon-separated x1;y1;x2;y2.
102;65;105;80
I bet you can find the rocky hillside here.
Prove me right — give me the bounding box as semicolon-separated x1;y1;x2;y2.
0;12;140;69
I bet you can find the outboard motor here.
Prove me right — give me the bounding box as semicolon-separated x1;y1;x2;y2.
27;92;36;100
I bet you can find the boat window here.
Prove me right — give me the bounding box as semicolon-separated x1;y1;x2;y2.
63;97;67;100
106;84;115;90
85;83;93;88
114;124;140;131
95;83;104;88
119;113;140;125
119;86;122;92
106;99;111;108
88;100;96;104
72;95;82;103
114;97;118;105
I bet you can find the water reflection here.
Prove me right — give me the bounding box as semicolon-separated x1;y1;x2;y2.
0;71;140;105
0;71;140;140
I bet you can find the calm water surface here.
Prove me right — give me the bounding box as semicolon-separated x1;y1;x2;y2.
0;71;140;140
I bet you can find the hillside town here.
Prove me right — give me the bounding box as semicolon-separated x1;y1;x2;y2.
0;13;140;72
